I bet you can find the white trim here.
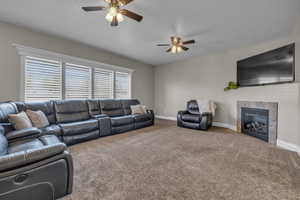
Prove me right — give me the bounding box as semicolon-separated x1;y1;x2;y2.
13;44;135;73
277;140;300;156
156;115;177;121
155;115;237;131
212;122;237;131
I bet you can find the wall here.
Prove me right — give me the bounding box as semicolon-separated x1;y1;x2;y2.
0;22;154;108
155;26;300;148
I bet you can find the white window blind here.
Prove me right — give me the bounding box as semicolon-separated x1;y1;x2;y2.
115;72;131;99
24;56;62;102
65;63;91;100
94;68;114;99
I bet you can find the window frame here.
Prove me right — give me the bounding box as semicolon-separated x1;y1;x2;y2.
16;44;134;102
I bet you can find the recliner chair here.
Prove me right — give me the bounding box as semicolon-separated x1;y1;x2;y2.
177;100;213;130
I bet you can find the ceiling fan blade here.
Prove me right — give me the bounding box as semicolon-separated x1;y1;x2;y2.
119;9;143;22
181;46;189;51
157;44;170;46
82;6;106;12
166;48;172;53
182;40;195;45
111;16;119;26
118;0;134;6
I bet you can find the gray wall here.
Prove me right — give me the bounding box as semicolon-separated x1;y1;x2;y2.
155;24;300;146
0;22;154;108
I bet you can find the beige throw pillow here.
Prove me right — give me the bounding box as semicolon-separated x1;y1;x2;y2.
131;105;147;115
26;110;50;128
8;111;33;130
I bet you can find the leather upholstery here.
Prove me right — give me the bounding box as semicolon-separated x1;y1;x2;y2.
111;124;135;134
59;119;99;136
2;136;66;171
15;101;56;124
55;100;90;123
40;124;62;137
5;127;42;142
111;116;134;127
0;103;18;133
181;114;202;123
100;100;124;117
63;130;100;146
87;100;101;116
133;113;153;122
98;116;111;136
121;99;140;115
0;129;7;156
177;100;213;131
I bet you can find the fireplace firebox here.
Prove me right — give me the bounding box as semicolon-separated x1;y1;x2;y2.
241;107;269;142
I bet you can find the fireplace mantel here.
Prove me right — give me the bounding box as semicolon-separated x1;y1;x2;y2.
237;101;278;145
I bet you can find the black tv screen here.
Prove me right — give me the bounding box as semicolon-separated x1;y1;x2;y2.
237;43;295;87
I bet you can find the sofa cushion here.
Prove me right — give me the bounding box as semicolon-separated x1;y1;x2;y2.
121;99;140;115
40;125;62;137
16;101;56;124
55;100;90;123
8;138;44;154
8;112;33;130
26;110;50;128
111;116;134;127
59;119;99;136
133;113;153;122
87;100;101;116
100;100;124;117
181;114;201;123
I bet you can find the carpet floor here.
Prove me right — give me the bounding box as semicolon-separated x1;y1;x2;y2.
63;120;300;200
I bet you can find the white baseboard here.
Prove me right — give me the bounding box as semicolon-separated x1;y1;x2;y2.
156;115;236;131
277;140;300;156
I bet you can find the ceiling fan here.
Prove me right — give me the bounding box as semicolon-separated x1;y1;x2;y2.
157;37;195;53
82;0;143;27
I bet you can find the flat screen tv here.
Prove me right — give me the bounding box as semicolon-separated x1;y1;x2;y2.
237;43;295;87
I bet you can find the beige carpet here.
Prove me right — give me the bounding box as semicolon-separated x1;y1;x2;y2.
63;120;300;200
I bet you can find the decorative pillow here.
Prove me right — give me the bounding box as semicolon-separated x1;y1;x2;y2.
26;110;50;128
131;105;147;115
8;112;33;130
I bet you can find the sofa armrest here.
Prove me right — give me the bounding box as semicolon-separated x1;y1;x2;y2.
0;126;4;135
0;143;67;172
6;128;42;142
177;110;189;127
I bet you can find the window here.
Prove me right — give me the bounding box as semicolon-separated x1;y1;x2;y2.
94;68;114;99
24;57;62;102
115;72;131;99
18;45;133;102
65;63;91;100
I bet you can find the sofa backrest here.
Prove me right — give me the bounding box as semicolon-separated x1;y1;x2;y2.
54;100;90;123
187;100;200;115
121;99;140;115
0;103;19;133
100;100;124;117
15;101;56;124
87;100;101;116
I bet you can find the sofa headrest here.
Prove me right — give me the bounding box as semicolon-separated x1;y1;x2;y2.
121;99;140;115
187;100;200;115
54;100;90;123
0;103;18;123
87;100;101;116
100;99;124;117
15;101;56;124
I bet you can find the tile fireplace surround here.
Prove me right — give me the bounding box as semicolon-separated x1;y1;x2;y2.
237;101;278;145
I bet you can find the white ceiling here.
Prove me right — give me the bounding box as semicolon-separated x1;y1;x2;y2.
0;0;299;65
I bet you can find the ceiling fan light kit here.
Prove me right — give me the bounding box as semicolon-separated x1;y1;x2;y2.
82;0;143;27
158;37;195;54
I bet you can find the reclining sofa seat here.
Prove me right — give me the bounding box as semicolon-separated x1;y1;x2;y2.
177;100;213;130
0;103;73;200
54;100;100;146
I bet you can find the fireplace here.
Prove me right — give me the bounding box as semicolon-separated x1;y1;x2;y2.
241;108;269;142
237;101;278;145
